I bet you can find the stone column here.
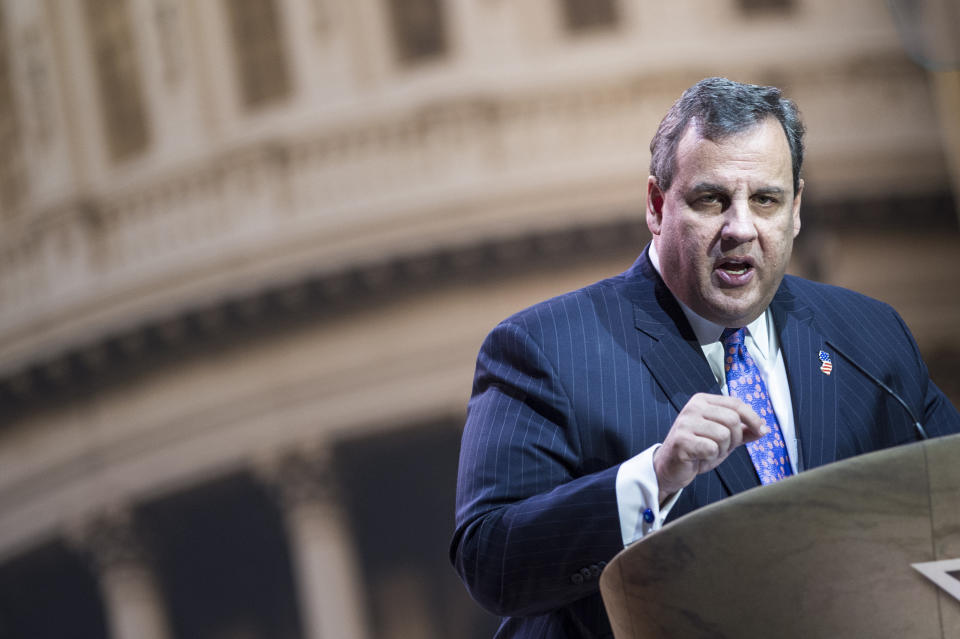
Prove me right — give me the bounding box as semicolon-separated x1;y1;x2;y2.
258;447;369;639
69;509;172;639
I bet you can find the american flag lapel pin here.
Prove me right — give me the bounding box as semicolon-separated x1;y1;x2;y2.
818;350;833;375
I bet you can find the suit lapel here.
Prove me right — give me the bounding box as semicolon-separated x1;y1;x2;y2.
628;251;761;497
770;281;839;470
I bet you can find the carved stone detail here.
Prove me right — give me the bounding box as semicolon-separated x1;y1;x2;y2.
64;508;173;639
66;508;151;575
254;444;341;512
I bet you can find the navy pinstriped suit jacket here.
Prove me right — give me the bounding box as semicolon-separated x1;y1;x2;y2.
451;247;960;638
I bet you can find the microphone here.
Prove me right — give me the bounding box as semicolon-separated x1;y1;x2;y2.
825;340;928;441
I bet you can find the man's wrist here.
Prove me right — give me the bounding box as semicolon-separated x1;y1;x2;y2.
653;446;680;503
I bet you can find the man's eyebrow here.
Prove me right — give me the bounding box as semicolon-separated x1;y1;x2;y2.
686;183;788;196
754;186;787;196
689;182;728;193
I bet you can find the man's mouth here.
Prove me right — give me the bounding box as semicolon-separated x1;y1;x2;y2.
714;257;756;285
717;258;753;273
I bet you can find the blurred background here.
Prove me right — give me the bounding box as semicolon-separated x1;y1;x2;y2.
0;0;958;637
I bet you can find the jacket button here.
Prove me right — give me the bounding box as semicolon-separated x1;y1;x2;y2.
571;572;584;585
589;564;601;578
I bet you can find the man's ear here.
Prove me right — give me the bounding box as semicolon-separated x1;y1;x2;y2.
647;176;665;236
792;178;804;238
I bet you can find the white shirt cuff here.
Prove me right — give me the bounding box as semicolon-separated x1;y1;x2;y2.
615;444;682;547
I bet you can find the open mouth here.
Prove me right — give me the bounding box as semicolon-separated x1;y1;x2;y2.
717;258;753;275
714;257;755;285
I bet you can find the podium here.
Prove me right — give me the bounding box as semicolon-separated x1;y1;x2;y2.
600;434;960;638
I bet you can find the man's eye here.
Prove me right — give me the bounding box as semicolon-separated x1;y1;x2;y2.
699;194;721;205
754;195;778;206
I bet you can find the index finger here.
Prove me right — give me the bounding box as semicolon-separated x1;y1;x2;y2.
705;394;766;436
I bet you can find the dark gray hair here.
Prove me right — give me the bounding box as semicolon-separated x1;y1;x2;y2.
649;77;806;194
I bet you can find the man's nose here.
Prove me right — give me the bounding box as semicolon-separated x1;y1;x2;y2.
721;200;758;243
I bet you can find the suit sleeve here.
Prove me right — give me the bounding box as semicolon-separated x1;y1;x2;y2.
450;320;625;617
892;310;960;437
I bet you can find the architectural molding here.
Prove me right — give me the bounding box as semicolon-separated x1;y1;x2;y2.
0;214;647;423
0;52;943;371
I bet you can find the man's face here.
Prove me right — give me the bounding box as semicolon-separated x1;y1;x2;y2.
646;117;803;327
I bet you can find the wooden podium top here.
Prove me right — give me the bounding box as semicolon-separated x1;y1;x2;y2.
600;434;960;639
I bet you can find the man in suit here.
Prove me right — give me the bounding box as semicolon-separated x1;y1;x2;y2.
450;77;960;638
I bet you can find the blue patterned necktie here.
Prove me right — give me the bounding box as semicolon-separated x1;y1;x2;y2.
722;328;792;484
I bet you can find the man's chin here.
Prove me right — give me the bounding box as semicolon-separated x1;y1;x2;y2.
696;296;765;328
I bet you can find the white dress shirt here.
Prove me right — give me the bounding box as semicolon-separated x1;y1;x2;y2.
616;243;798;546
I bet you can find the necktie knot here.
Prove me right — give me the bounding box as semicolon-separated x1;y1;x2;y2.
721;327;746;348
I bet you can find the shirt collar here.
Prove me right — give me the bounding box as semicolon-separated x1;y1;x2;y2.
647;241;771;358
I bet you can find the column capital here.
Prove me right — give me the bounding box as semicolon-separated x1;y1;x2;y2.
65;508;172;639
65;507;153;575
254;443;342;512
